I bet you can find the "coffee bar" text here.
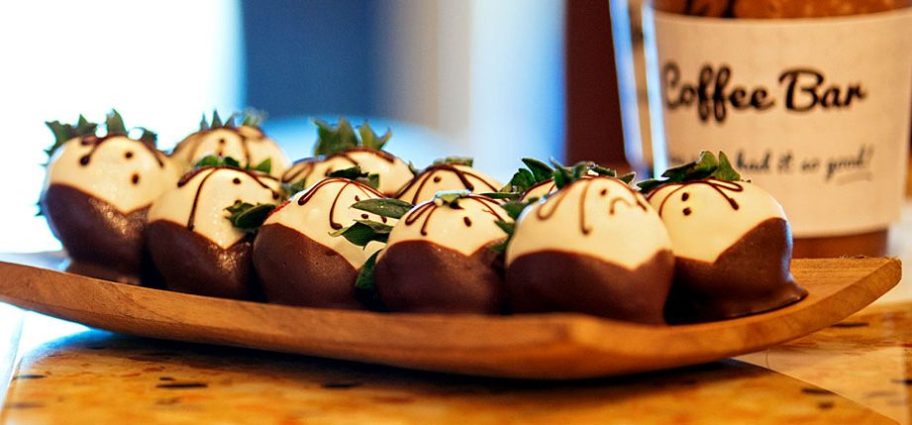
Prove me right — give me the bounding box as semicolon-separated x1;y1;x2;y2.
663;63;867;123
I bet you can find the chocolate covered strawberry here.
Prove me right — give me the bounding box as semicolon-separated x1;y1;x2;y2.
146;156;283;299
172;111;290;178
395;157;501;204
254;169;393;309
641;151;807;323
282;118;413;196
40;110;179;282
505;162;674;324
335;191;510;313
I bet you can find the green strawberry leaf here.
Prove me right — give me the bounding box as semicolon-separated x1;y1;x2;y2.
225;201;276;234
194;155;244;169
432;156;474;167
330;219;393;247
223;156;241;168
351;198;413;219
327;166;381;189
479;191;522;200
638;151;744;194
355;251;379;291
211;110;224;128
313;117;359;156
283;180;308;197
105;109;128;136
240;109;266;128
251;158;272;174
353;251;386;311
434;189;470;206
521;158;553;182
44;115;99;160
358;123;392;151
137;128;158;146
712;151;741;181
500;200;531;220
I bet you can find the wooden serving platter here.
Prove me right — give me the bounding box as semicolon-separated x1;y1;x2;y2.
0;253;900;379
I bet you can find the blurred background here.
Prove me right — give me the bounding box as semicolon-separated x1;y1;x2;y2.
2;0;632;253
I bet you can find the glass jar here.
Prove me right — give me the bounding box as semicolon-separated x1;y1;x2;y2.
644;0;912;257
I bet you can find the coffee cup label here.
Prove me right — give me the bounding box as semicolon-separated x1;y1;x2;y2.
647;8;912;237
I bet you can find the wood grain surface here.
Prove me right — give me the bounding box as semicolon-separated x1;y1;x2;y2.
0;253;900;379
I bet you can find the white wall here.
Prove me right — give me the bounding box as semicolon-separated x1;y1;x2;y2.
0;0;244;252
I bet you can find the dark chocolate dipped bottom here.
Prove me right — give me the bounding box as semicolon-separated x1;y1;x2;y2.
507;250;674;324
41;184;151;282
146;220;257;300
374;241;505;314
253;223;362;309
664;218;808;324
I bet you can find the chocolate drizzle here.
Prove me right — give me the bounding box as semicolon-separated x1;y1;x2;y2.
281;148;395;185
296;177;385;230
535;177;648;235
177;166;281;231
403;195;504;236
396;165;500;204
650;179;744;217
77;135;166;168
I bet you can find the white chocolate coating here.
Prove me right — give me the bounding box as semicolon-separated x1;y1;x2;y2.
382;195;511;258
148;168;282;249
264;178;392;268
507;177;671;270
521;180;557;202
396;164;502;204
646;179;786;263
282;149;414;196
45;136;180;213
171;126;290;177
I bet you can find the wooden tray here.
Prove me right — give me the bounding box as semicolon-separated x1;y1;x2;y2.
0;253;900;379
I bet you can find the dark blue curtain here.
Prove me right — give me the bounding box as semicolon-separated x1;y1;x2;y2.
242;0;381;118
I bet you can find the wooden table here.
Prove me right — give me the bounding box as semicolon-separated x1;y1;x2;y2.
0;302;908;424
4;207;912;424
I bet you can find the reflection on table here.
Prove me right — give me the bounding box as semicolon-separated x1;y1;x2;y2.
1;312;902;424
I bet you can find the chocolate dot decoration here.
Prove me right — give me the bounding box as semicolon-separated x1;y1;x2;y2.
463;216;472;227
682;192;689;201
124;151;134;159
433;176;442;183
131;173;140;185
683;207;692;216
232;177;241;185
